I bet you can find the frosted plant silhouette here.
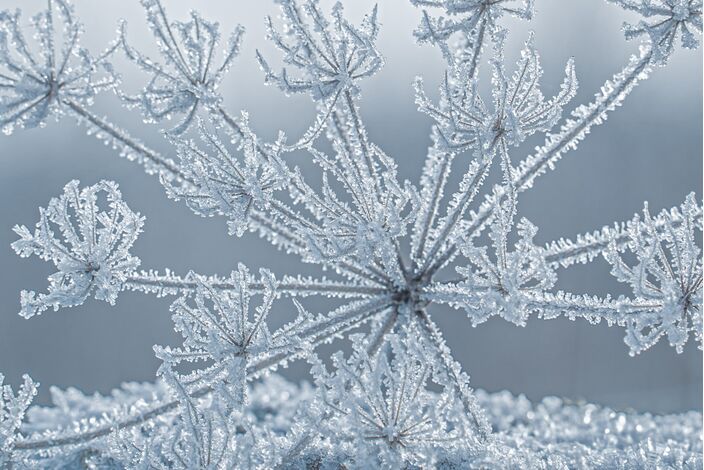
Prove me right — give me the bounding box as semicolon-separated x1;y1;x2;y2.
0;0;702;467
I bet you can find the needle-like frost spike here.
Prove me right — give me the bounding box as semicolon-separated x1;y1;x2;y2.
12;180;143;318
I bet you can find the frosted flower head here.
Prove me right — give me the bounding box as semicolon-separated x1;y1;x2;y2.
154;264;300;407
412;0;534;61
605;193;703;354
297;143;416;276
257;0;382;102
415;32;577;157
456;210;556;326
120;0;244;135
169;115;289;237
609;0;702;63
0;0;118;135
11;180;143;318
485;33;577;149
315;332;467;468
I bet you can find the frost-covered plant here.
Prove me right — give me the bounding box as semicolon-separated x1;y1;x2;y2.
11;180;144;319
0;0;117;135
0;375;37;467
0;0;701;467
119;0;245;135
312;330;474;468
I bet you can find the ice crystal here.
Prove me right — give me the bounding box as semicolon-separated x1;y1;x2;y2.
1;0;701;467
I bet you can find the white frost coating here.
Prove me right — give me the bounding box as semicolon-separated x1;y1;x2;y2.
1;0;701;467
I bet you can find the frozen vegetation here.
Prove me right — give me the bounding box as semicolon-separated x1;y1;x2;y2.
0;0;702;467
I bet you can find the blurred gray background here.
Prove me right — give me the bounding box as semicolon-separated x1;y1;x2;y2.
0;0;701;413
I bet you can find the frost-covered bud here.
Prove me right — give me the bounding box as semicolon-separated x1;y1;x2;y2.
0;0;118;135
257;0;382;102
120;0;244;135
605;193;703;355
609;0;702;64
12;180;143;318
